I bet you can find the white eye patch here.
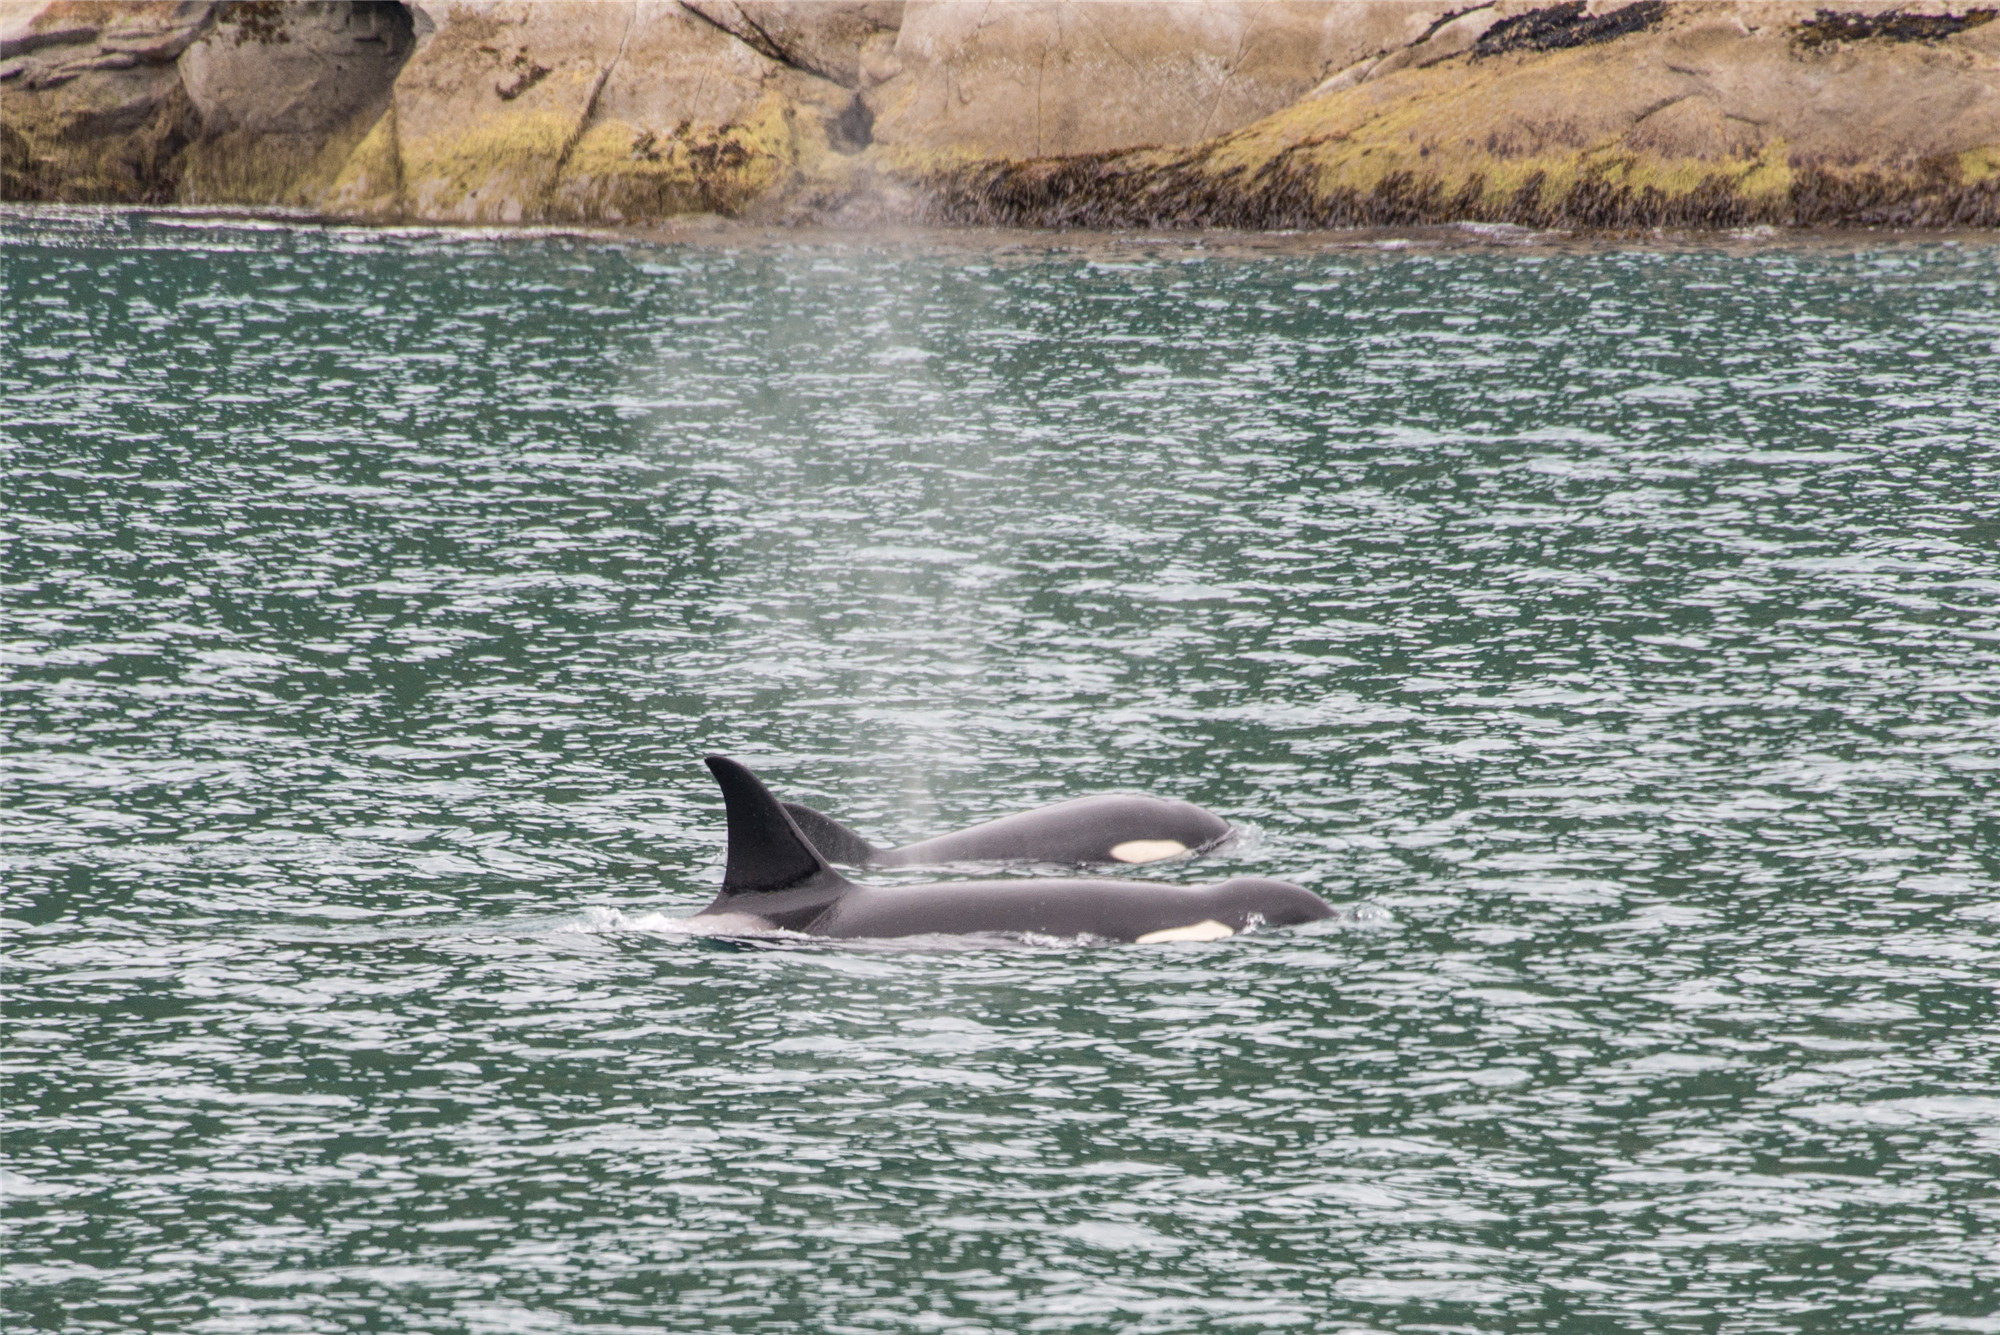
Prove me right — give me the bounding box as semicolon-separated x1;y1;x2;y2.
1135;919;1234;944
1109;839;1190;863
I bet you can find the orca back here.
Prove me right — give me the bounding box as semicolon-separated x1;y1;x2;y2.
811;875;1332;942
876;794;1232;866
779;792;1233;868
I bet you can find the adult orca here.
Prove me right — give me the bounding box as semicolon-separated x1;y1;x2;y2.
691;756;1335;943
778;789;1234;868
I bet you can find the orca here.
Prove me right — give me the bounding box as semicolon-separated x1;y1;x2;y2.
691;756;1335;943
779;789;1233;868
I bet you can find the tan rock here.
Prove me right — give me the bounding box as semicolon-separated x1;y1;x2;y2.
343;0;636;222
1348;6;1506;87
1;5;100;60
546;0;854;222
920;0;2000;228
870;1;1469;160
321;0;868;223
6;0;1998;229
681;1;903;88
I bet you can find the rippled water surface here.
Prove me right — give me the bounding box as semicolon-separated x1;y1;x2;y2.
5;212;1999;1332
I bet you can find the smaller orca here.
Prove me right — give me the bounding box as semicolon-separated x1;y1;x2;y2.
692;756;1334;943
778;790;1233;868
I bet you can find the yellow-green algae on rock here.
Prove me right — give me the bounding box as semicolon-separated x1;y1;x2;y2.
549;93;804;222
917;2;2000;229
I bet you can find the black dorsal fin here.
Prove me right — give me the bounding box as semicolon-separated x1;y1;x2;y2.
781;801;881;866
706;756;845;895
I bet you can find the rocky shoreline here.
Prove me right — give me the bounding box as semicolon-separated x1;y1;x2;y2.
4;1;1997;231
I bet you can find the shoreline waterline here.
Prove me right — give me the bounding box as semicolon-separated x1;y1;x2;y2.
10;201;2000;259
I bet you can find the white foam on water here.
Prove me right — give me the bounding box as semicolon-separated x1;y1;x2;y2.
0;1169;75;1201
561;905;787;938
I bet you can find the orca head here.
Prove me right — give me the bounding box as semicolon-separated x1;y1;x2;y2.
702;755;855;931
1211;876;1337;929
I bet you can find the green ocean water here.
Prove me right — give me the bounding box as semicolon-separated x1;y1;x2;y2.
3;211;1998;1333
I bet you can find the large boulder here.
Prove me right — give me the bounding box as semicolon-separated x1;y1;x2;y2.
1;0;413;204
1;0;211;201
332;0;634;221
178;1;414;203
